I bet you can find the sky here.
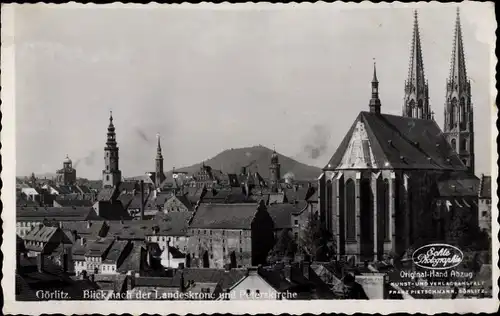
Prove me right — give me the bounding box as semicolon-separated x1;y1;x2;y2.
13;2;496;179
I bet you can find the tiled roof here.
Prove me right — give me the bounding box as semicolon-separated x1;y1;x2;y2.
154;211;192;236
325;112;467;171
24;225;58;243
154;193;172;207
85;237;115;257
117;242;145;273
118;193;135;209
77;185;92;194
97;187;116;202
59;221;107;237
174;195;194;210
189;203;261;229
268;201;308;229
173;268;247;290
103;240;129;264
54;199;94;207
479;175;492;198
134;276;179;288
17;206;102;222
118;181;138;193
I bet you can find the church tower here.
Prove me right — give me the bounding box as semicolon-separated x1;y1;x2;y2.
269;148;281;192
403;11;432;120
155;133;165;188
369;61;381;114
102;111;122;188
443;9;475;174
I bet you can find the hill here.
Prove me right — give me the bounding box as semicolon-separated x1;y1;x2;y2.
165;145;322;181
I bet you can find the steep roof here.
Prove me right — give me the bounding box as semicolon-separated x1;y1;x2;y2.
17;206;102;222
103;240;129;264
189;203;260;229
85;237;115;257
59;221;107;237
54;199;94;207
267;201;308;229
325;112;466;171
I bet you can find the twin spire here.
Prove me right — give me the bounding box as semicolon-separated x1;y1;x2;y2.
448;8;468;92
370;8;466;122
402;10;431;120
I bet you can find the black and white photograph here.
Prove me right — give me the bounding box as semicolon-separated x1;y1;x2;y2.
1;2;497;314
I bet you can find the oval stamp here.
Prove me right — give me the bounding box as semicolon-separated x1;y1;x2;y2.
412;244;464;270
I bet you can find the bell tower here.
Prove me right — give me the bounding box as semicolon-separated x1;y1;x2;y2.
102;111;122;188
269;147;281;192
155;133;165;188
403;10;431;120
443;9;475;174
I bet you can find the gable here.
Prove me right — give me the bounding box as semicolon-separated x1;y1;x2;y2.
336;120;379;169
325;111;467;171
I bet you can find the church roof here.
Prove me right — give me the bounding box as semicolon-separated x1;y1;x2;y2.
324;111;466;171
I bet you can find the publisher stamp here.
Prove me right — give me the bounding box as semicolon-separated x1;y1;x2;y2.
2;1;497;315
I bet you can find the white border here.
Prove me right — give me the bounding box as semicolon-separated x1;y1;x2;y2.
2;2;498;314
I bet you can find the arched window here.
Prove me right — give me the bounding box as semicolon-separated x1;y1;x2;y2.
408;100;415;117
383;179;390;240
345;179;356;241
326;180;332;231
450;98;458;126
451;139;456;151
460;138;467;151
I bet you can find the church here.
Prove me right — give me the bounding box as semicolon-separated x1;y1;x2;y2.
318;9;480;263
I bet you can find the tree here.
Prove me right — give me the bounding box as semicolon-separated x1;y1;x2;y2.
300;213;336;261
268;229;297;263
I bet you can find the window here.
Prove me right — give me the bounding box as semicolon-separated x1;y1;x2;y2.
345;179;356;241
482;211;488;217
239;247;242;252
294;220;298;225
460;139;467;151
294;232;298;240
451;139;456;151
384;179;390;240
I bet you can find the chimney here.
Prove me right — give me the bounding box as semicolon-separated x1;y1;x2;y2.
80;237;86;246
37;254;44;272
128;274;136;290
62;252;68;272
180;271;186;292
140;180;145;220
87;221;92;229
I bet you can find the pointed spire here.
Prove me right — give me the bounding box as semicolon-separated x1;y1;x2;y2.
403;9;431;120
372;59;378;83
369;60;381;114
407;10;425;88
448;7;468;90
156;133;163;159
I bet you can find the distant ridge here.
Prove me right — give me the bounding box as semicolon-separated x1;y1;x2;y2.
164;145;322;181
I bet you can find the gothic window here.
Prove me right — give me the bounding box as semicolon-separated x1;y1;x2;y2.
460;138;467;151
451;139;456;151
450;98;458;126
326;180;332;231
345;179;356;241
383;179;390;240
408;100;415;117
106;175;109;181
